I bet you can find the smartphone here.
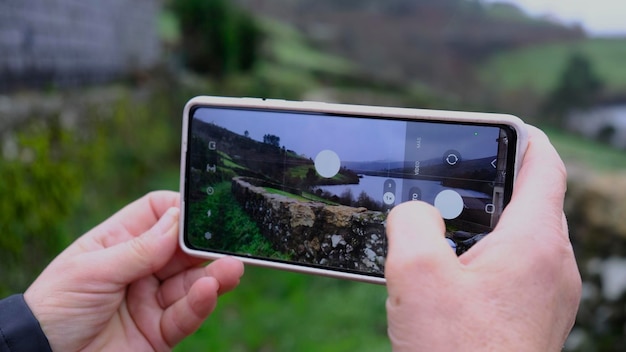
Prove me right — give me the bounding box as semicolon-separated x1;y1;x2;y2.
179;96;528;284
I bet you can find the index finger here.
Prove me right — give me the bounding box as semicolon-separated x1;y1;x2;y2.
384;201;458;290
86;191;181;248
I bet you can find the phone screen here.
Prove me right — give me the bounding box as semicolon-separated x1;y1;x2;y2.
184;105;518;278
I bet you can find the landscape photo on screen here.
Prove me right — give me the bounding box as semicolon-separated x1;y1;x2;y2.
185;107;511;276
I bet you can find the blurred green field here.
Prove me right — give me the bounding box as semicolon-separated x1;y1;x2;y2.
175;267;389;352
481;38;626;95
546;127;626;172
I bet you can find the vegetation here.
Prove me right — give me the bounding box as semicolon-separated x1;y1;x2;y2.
481;38;626;96
3;2;626;351
545;127;626;172
170;0;261;77
175;266;389;352
258;18;354;77
264;187;338;205
187;181;286;259
542;52;604;125
262;133;281;148
0;123;85;295
0;83;186;296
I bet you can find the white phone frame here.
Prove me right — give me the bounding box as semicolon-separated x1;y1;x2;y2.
179;96;528;284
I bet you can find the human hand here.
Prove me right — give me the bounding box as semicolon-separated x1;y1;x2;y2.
24;191;244;351
385;126;581;351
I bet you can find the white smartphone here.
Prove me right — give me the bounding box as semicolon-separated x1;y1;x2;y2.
179;96;528;284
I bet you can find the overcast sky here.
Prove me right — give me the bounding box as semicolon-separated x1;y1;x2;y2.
483;0;626;37
195;107;406;162
194;108;499;163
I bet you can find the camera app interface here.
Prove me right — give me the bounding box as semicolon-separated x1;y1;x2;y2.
185;107;515;277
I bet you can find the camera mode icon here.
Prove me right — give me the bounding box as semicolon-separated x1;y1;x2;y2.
443;150;462;167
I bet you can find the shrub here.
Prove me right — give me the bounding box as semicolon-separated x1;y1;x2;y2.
170;0;262;77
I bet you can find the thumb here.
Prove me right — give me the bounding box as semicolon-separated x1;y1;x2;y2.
384;201;460;351
89;207;180;285
385;201;458;291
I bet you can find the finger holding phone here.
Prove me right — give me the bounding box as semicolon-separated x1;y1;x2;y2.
385;126;582;351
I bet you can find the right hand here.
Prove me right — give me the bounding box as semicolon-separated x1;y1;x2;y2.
385;126;581;351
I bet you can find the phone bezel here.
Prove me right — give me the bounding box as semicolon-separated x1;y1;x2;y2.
179;96;529;284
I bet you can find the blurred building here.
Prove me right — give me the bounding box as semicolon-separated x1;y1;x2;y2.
567;103;626;149
0;0;162;91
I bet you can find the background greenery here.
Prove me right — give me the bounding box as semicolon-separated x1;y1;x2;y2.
481;38;626;96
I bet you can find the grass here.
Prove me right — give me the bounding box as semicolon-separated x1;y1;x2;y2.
264;187;337;205
264;187;311;202
544;127;626;172
483;1;548;25
286;165;315;179
226;16;360;101
287;165;355;184
187;181;284;258
480;37;626;95
222;157;248;171
259;18;354;76
174;266;390;352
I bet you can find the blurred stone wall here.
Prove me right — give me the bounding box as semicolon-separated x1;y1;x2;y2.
0;0;162;91
564;169;626;350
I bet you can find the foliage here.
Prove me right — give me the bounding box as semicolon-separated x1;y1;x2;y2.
187;182;285;259
259;18;354;76
208;16;357;101
170;0;262;77
189;135;210;171
542;52;604;125
544;127;626;171
262;134;281;148
483;1;531;22
0;122;86;295
0;83;186;296
481;38;626;96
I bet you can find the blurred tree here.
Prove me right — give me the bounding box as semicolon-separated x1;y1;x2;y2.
170;0;262;77
304;167;318;187
262;134;280;148
543;52;604;125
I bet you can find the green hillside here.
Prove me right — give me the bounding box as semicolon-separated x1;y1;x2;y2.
480;38;626;96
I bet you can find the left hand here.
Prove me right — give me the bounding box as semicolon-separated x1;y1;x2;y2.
24;191;244;351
